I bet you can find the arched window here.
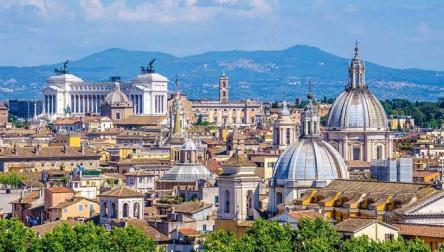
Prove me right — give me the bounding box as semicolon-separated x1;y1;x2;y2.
276;192;283;205
224;190;230;213
102;202;107;217
376;146;383;160
246;190;254;220
134;202;140;218
123;203;129;218
111;202;116;218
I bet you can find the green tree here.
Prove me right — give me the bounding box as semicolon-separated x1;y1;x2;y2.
0;173;24;188
240;219;294;252
31;222;155;252
203;230;237;252
109;225;156;252
293;218;341;252
0;218;36;252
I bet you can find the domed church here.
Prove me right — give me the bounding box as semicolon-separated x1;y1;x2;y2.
268;91;349;213
324;44;394;162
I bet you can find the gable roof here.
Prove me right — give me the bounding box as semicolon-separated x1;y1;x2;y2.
334;218;398;233
172;201;212;214
126;219;170;242
393;223;444;239
46;187;73;194
99;186;144;198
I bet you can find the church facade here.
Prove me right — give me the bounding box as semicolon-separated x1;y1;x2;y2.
42;61;168;118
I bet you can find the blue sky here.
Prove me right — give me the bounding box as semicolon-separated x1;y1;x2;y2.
1;0;443;70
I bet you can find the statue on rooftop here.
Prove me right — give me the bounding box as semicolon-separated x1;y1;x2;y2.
54;60;70;75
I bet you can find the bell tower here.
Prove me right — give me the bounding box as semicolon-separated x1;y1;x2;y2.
219;71;229;103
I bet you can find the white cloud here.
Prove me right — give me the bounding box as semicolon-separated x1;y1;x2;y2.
78;0;276;23
0;0;68;19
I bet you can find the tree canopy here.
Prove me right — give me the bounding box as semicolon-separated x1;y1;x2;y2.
0;219;156;252
203;218;432;252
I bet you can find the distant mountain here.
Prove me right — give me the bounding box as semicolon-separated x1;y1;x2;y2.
1;45;444;101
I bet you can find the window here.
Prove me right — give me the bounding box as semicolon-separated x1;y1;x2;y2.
352;147;361;161
123;203;129;217
116;111;121;120
64;208;68;213
203;224;207;232
90;204;94;211
139;177;143;183
215;196;219;205
385;234;394;241
79;205;84;211
224;190;230;213
376;146;383;160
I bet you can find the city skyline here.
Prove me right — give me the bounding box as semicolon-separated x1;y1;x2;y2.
0;0;443;71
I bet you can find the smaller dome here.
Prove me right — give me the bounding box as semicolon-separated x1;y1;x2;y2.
104;82;130;105
160;164;212;183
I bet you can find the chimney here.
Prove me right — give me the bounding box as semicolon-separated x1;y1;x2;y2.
80;144;85;154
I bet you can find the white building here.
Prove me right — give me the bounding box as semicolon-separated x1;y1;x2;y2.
42;62;168;119
99;186;144;224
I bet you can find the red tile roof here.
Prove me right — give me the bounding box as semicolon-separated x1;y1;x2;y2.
46;187;73;194
393;223;444;239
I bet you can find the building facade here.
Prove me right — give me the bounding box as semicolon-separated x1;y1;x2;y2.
192;73;262;126
42;62;168;119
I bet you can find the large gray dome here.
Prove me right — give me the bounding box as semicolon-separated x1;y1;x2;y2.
272;138;349;186
326;88;387;131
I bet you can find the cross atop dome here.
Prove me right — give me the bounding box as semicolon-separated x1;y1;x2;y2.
354;40;360;58
347;42;366;89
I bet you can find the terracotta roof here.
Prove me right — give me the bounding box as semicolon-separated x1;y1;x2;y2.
46;187;73;194
0;146;100;159
347;160;371;168
172;201;212;214
114;116;166;126
223;153;256;167
393;223;444;239
53;118;80;125
11;191;40;204
178;228;201;237
124;170;156;177
319;180;435;198
126;219;170;242
201;159;222;174
99;186;144;198
31;220;78;235
413;170;440;178
102;173;125;180
288;210;324;220
334;218;377;233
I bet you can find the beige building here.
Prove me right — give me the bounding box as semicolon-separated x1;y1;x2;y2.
0;145;101;172
0;102;8;127
249;153;279;179
335;218;399;241
192;73;262;126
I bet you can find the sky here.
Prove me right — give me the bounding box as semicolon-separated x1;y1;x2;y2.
0;0;443;70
